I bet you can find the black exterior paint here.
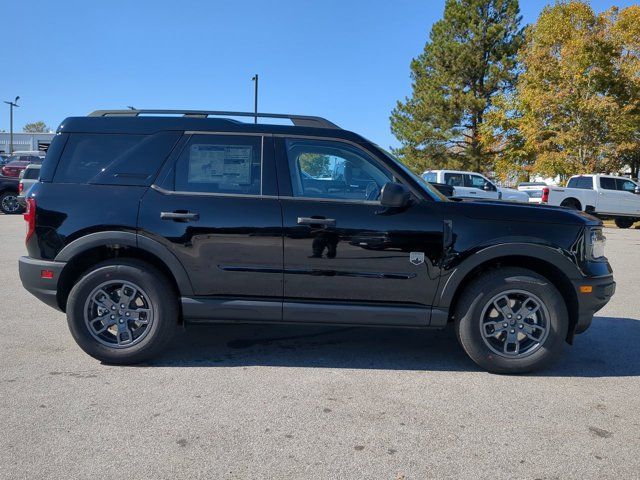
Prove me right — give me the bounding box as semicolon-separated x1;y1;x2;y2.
19;115;614;335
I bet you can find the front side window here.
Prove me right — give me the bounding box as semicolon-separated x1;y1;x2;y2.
175;135;261;195
466;174;487;189
617;178;637;193
444;172;464;187
285;139;392;201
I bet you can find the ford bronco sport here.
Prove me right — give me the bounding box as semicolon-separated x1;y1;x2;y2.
18;109;615;373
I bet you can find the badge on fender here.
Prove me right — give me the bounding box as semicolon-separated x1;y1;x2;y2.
410;252;425;265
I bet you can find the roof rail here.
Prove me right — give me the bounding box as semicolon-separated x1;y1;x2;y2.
87;109;340;129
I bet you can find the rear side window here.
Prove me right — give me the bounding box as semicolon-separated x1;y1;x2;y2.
174;134;261;195
567;176;593;189
444;173;464;186
22;167;40;180
54;134;144;183
599;177;616;190
422;172;437;183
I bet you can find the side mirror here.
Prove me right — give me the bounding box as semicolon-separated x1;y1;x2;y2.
635;186;640;195
380;182;410;208
483;182;493;191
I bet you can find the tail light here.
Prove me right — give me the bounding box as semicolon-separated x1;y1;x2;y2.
1;166;10;176
541;187;549;203
24;197;36;243
18;182;23;194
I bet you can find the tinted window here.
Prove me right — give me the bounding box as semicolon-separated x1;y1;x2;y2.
617;178;637;193
54;134;144;183
600;177;616;190
286;138;392;201
444;173;464;186
568;176;593;189
22;167;40;180
175;135;261;195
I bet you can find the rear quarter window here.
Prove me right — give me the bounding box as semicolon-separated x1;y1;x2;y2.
567;176;593;189
22;167;41;180
52;132;180;185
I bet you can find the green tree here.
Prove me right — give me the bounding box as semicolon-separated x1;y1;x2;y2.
23;121;50;133
507;2;633;179
390;0;523;174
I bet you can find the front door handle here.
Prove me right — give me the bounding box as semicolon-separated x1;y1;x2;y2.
160;211;199;222
297;216;336;227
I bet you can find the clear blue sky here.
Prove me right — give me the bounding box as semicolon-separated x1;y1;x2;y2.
2;0;635;149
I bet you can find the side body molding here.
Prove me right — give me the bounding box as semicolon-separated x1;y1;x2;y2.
55;231;194;296
436;242;581;308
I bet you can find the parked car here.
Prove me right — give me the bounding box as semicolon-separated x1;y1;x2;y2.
423;170;529;202
19;109;615;373
17;164;42;206
517;182;548;204
1;151;45;178
0;175;21;214
542;174;640;228
0;154;11;166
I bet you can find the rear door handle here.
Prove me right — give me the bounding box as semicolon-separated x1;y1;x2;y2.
160;211;199;222
297;216;336;227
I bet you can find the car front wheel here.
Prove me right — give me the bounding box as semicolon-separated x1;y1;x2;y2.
454;267;568;374
66;259;178;364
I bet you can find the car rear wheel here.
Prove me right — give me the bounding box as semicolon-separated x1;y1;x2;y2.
454;267;568;374
560;198;581;210
66;259;178;364
614;217;634;229
0;191;23;214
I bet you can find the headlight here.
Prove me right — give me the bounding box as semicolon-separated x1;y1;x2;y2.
588;228;606;260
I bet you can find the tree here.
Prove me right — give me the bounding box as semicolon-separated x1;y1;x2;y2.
507;2;631;179
390;0;523;174
23;121;49;133
609;5;640;178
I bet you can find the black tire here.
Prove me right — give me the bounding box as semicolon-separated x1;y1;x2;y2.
560;198;581;210
614;217;634;229
0;191;23;214
454;267;568;374
66;259;178;364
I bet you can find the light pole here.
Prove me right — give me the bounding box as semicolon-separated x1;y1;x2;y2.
251;74;258;123
3;96;19;155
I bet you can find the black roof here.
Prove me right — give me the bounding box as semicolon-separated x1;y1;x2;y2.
57;109;371;144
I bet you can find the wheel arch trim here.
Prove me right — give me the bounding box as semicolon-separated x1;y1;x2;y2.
55;231;194;296
436;243;580;309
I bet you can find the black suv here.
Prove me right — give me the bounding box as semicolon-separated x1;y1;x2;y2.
19;109;615;373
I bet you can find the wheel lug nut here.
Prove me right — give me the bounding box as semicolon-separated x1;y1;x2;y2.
517;315;522;320
510;329;515;333
120;304;125;308
519;324;523;329
502;323;508;328
507;314;512;319
110;315;115;319
111;306;116;310
119;319;124;324
125;312;130;317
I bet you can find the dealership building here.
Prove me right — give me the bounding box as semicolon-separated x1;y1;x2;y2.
0;132;55;155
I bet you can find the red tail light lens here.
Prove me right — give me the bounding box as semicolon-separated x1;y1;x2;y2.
24;197;36;243
18;182;23;194
541;187;549;203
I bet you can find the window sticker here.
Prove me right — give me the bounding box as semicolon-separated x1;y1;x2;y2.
188;144;253;185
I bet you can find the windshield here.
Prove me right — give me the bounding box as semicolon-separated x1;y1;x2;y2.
376;147;448;201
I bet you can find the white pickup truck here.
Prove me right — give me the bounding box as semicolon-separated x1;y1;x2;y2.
422;169;529;202
542;174;640;228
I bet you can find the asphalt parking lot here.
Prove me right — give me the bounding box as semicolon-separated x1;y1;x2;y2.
1;214;639;479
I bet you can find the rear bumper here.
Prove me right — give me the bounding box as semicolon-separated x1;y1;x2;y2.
573;274;616;335
18;256;66;311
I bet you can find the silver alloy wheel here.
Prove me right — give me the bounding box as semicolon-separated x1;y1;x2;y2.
1;194;20;213
83;280;154;348
479;289;550;358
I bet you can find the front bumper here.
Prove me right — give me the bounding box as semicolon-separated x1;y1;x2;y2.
573;274;616;335
19;256;66;311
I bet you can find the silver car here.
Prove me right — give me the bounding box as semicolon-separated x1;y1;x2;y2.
18;164;41;206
